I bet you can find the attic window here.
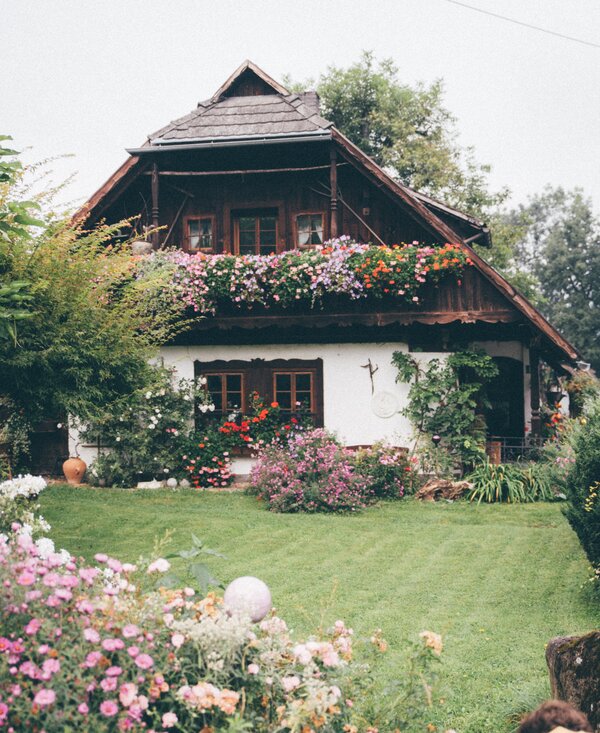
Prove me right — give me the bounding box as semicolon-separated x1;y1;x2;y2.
186;217;214;252
296;213;324;248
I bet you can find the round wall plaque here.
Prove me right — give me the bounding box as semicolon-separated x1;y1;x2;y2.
371;391;399;418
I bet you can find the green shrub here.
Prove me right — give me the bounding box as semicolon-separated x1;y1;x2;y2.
564;400;600;565
467;458;554;504
352;442;418;498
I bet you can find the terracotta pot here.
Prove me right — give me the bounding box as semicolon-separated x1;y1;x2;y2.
62;457;87;485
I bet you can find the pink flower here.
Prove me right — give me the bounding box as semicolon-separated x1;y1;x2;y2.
147;558;170;574
83;651;102;668
78;702;89;715
0;702;8;719
94;553;109;563
127;645;139;658
135;653;154;670
106;665;123;677
79;567;99;584
17;571;35;586
119;682;138;707
170;633;185;648
84;628;100;643
162;712;178;728
102;638;125;652
247;663;260;675
42;658;60;677
101;677;118;692
25;618;41;635
100;700;119;717
33;688;56;707
107;558;122;573
122;624;140;638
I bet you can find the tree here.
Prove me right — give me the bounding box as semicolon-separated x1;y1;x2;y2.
289;52;508;219
524;187;600;370
0;140;186;468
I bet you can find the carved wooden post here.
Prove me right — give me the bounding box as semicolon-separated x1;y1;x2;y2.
530;346;541;437
151;162;160;248
329;147;338;238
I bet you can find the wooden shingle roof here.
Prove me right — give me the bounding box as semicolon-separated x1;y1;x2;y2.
149;93;332;145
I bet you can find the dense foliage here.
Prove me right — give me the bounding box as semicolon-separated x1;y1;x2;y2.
167;238;471;315
564;400;600;567
392;350;498;471
288;52;507;219
467;459;554;504
0;141;186;470
352;442;418;499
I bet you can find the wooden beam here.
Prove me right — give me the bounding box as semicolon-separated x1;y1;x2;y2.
142;164;343;177
530;347;541;437
151;162;159;248
329;148;338;238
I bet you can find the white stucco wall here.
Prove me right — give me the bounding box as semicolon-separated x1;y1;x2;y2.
160;342;448;449
72;339;531;476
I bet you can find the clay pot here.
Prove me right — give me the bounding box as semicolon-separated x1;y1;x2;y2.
62;457;87;485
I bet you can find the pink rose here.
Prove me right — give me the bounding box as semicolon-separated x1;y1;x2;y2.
78;702;89;715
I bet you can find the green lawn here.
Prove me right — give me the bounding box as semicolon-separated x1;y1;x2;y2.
39;486;598;733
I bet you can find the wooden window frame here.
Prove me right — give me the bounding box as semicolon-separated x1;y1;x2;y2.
273;370;317;418
201;371;246;419
294;211;326;250
232;208;279;256
194;358;324;427
183;214;216;253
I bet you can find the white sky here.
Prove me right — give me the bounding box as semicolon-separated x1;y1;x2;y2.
2;0;600;215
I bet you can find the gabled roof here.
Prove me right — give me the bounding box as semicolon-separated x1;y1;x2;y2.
144;60;331;147
147;93;332;146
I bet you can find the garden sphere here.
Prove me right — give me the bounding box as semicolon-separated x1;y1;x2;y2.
166;477;178;488
223;576;272;622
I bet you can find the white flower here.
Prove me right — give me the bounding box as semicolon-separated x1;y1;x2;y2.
208;404;215;412
145;391;152;399
116;436;121;442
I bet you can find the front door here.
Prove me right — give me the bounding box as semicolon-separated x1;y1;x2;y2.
484;357;525;438
233;209;278;255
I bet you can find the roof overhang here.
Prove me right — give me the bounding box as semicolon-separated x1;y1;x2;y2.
128;130;332;154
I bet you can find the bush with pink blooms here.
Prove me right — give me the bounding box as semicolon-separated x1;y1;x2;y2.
249;429;373;513
0;524;363;731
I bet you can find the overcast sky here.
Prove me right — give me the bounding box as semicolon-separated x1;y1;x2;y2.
2;0;600;215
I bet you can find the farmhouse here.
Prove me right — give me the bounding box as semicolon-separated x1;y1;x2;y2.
75;60;578;472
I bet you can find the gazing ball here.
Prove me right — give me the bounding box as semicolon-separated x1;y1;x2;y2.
166;477;178;488
179;478;191;489
223;576;272;622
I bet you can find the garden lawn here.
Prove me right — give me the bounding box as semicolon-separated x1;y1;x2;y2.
40;486;599;733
